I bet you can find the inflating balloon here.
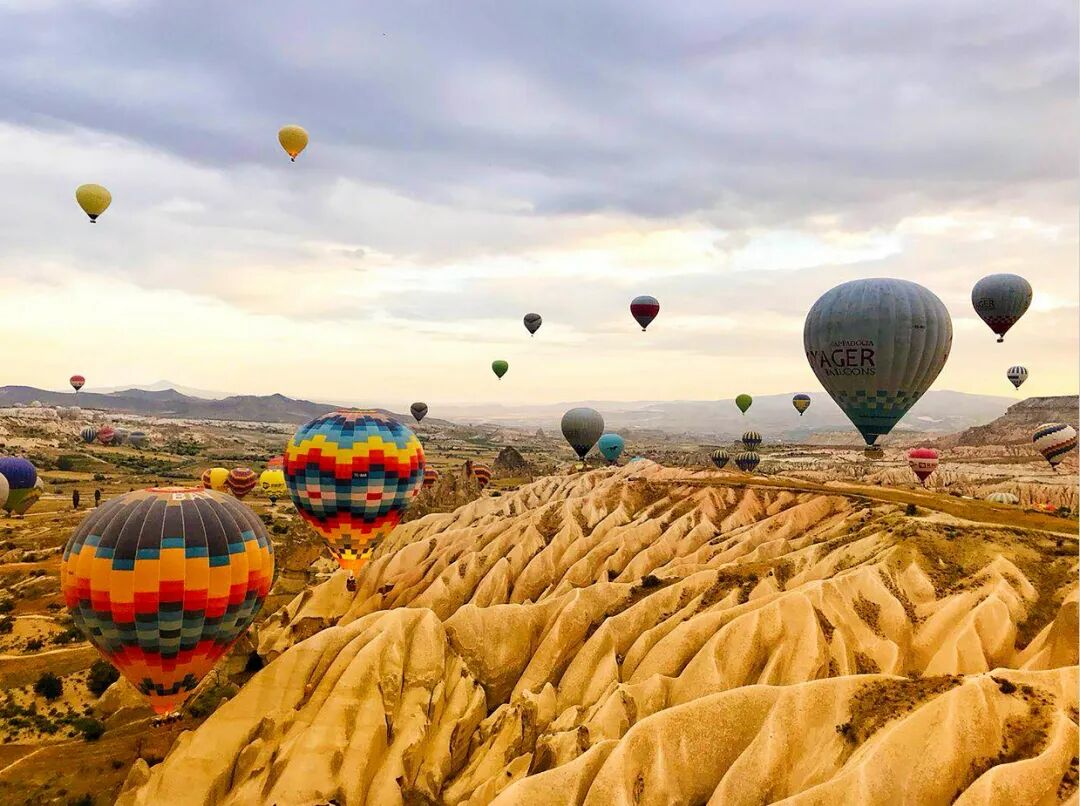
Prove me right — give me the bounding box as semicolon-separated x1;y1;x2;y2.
128;431;148;449
492;360;509;379
524;313;542;336
226;467;258;499
75;184;111;222
0;474;7;511
1032;423;1077;469
61;487;274;714
70;375;85;393
597;433;625;465
113;428;129;446
80;426;97;444
972;274;1032;343
284;410;424;573
793;394;811;416
410;402;428;423
561;408;604;460
630;295;660;331
710;449;729;469
985;491;1018;505
472;464;492;489
278;125;309;161
0;457;36;514
735;452;760;473
97;426;116;446
1007;366;1028;390
907;448;939;485
804;278;952;447
742;431;761;450
423;467;440;489
735;394;752;415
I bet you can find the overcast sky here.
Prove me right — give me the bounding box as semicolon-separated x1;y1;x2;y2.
0;0;1075;408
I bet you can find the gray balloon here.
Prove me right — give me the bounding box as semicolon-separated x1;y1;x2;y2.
560;407;604;459
523;313;542;336
410;402;428;423
971;273;1032;343
804;278;952;447
128;431;148;448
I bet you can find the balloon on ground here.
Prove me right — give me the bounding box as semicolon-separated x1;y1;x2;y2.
561;408;604;460
907;448;939;485
971;273;1032;343
597;433;625;464
985;491;1019;505
98;426;116;446
80;426;98;444
804;278;952;447
61;487;274;714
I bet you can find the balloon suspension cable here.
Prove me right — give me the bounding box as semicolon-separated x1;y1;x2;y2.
291;156;296;162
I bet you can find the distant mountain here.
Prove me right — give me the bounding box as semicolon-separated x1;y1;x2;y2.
89;379;232;399
935;396;1079;447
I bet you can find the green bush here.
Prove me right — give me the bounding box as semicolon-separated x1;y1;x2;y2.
25;638;44;652
186;680;238;719
33;672;63;701
72;716;105;741
57;456;79;472
92;473;106;482
87;660;120;698
0;617;12;635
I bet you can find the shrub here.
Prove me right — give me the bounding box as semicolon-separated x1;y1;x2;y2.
92;473;106;482
0;617;12;635
68;795;93;806
0;599;14;614
25;638;44;652
33;672;63;701
72;717;105;741
186;680;238;719
87;660;120;698
57;456;78;472
905;503;918;516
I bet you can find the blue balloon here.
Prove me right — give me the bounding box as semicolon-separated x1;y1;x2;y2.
597;433;625;464
0;457;36;490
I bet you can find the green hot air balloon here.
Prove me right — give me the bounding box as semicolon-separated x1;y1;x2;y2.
804;278;952;447
492;360;509;380
735;394;752;414
561;407;604;460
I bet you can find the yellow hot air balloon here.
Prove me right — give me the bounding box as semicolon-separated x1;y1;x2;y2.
278;125;309;162
259;469;287;500
201;466;229;491
75;184;112;223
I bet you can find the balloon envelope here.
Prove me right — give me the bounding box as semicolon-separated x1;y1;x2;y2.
70;375;85;392
98;426;116;445
971;274;1032;342
423;467;440;489
735;452;760;473
523;313;542;336
128;431;148;448
907;448;939;484
742;431;762;450
597;433;625;464
278;125;309;160
80;426;98;444
804;278;952;446
492;360;509;379
61;487;274;714
472;464;492;489
985;491;1019;505
75;184;111;222
793;394;811;415
410;402;428;423
735;394;752;414
561;408;604;460
1033;423;1077;468
1007;366;1028;389
630;295;660;331
0;475;7;510
284;410;424;572
259;469;287;498
226;467;258;499
202;467;229;491
710;449;729;469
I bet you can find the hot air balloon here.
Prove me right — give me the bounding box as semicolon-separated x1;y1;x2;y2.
710;449;729;469
804;278;952;447
735;452;760;473
735;394;752;415
258;469;287;503
985;491;1019;505
907;448;939;485
1007;366;1028;390
97;426;116;446
278;125;309;162
1032;423;1077;469
864;445;885;460
423;467;440;489
61;487;274;714
80;426;98;444
742;431;762;450
972;274;1032;343
8;479;43;516
0;474;7;511
630;295;660;331
597;433;625;465
793;394;811;416
128;431;148;449
492;360;509;380
524;313;542;336
0;457;36;514
75;184;111;223
410;402;428;423
561;408;604;460
112;428;129;446
201;467;229;491
267;455;285;471
472;464;492;490
284;410;424;573
226;467;258;499
70;375;85;394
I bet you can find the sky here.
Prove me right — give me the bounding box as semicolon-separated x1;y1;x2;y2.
0;0;1076;410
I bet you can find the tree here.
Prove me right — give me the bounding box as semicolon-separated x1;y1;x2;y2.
86;660;120;698
33;672;63;701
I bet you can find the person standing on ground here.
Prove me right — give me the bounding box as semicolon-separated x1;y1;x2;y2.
72;490;80;510
94;489;101;507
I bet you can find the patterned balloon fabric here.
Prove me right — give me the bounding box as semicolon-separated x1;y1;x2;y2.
60;487;274;714
284;410;425;573
225;467;258;498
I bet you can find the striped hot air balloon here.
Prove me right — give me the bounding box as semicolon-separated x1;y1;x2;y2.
630;295;660;331
225;467;258;499
472;464;492;489
202;467;229;491
710;449;729;469
97;426;116;446
735;452;760;473
423;467;440;488
907;448;939;484
793;394;811;415
985;492;1019;505
1033;423;1077;469
0;457;37;515
70;375;85;393
61;487;274;714
284;410;424;573
1006;366;1028;390
80;426;98;444
742;431;762;450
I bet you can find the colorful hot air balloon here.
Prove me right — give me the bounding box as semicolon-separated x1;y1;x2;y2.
258;469;287;503
267;455;285;471
472;464;492;490
630;295;660;331
128;431;148;449
75;184;111;223
985;491;1019;505
1032;423;1078;469
907;448;939;485
284;410;424;573
793;394;811;416
278;125;309;161
202;467;229;491
80;426;98;444
1007;366;1028;390
561;407;604;460
524;313;542;336
972;274;1032;343
804;278;952;447
735;394;752;415
492;360;509;380
97;426;116;446
597;433;625;465
410;402;428;423
70;375;85;393
742;431;762;450
9;479;43;516
61;487;274;714
0;457;36;514
423;467;440;489
710;449;729;469
226;467;258;499
0;474;7;511
735;452;760;473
